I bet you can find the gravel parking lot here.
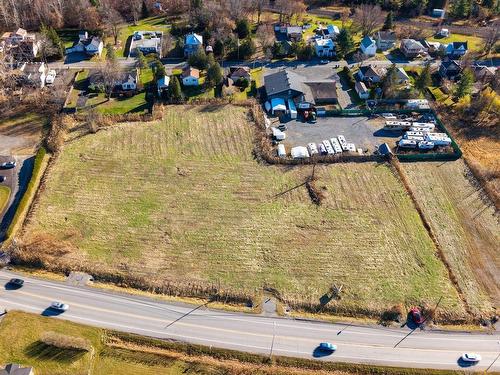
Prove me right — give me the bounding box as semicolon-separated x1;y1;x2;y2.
283;116;400;153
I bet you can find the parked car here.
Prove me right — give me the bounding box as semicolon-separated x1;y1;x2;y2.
319;342;337;352
7;278;24;288
410;307;424;324
461;353;481;363
319;60;329;64
45;69;57;84
381;113;397;119
0;161;16;169
0;176;5;183
50;301;69;311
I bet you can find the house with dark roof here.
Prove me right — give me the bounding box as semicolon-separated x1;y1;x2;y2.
0;363;34;375
228;66;251;82
360;35;376;56
304;82;338;104
439;58;461;79
445;41;467;58
264;70;306;101
376;31;397;51
18;62;47;88
357;65;387;83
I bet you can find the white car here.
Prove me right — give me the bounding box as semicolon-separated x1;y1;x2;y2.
461;353;481;363
50;301;69;311
45;69;57;84
381;113;397;119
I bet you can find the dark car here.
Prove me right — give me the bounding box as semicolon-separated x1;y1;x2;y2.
410;307;424;324
0;161;16;169
7;278;24;288
0;176;5;183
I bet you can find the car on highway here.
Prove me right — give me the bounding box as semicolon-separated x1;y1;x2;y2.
50;301;69;311
461;353;481;363
410;307;424;324
0;161;16;169
7;278;24;288
319;342;337;352
0;176;5;183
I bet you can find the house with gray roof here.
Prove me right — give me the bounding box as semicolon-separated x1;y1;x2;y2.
400;39;427;58
376;31;397;51
0;363;34;375
360;36;376;56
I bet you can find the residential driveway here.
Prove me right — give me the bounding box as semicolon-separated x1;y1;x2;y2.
283;116;400;152
0;155;33;241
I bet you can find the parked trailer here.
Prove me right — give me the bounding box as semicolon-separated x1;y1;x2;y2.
307;142;319;156
346;143;356;152
318;143;327;155
425;134;451;146
405;135;425;141
291;146;310;159
271;127;286;141
418;141;435;150
398;139;417;148
277;144;286;157
337;135;348;151
384;121;412;130
404;131;424;137
287;99;297;119
322;140;335;155
410;123;435;131
330;138;342;153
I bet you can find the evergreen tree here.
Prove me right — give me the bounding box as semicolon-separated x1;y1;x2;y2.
415;63;432;93
380;64;398;98
238;38;256;60
454;68;474;98
382;11;394;30
235;19;251;39
336;28;354;58
213;39;224;57
137;50;147;68
40;24;64;59
168;75;183;102
206;61;223;87
141;1;149;19
106;43;116;62
188;48;208;69
153;60;166;81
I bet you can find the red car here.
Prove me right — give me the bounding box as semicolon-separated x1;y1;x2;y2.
410;307;424;324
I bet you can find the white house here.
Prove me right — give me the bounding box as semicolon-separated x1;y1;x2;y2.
326;24;340;39
395;67;410;84
355;81;369;99
360;35;377;56
157;75;170;95
118;70;138;91
19;62;47;88
66;32;104;57
184;33;203;57
314;38;335;57
376;31;397;51
181;66;200;86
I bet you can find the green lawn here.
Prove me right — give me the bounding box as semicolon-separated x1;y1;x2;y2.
65;70;89;110
56;29;79;49
108;16;171;57
232;68;263;101
0;185;11;213
428;33;484;52
95;92;150;115
24;105;465;317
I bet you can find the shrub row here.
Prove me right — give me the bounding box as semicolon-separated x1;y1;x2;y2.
41;331;91;352
5;147;48;241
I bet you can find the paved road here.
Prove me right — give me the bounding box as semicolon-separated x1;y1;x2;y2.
0;270;498;371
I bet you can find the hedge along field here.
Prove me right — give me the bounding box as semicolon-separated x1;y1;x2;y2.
22;105;464;317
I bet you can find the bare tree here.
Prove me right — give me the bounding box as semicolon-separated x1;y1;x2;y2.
101;1;123;45
256;23;275;52
96;59;120;99
353;4;384;36
251;0;268;24
483;21;499;55
130;0;142;25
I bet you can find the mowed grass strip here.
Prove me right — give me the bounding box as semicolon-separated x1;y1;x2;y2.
24;105;462;314
403;160;500;315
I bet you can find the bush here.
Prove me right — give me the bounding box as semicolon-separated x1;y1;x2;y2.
41;331;91;352
235;77;249;88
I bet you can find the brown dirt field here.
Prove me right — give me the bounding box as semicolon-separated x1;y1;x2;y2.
403;160;500;315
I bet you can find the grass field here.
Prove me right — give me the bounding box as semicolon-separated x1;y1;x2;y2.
0;185;11;213
0;112;47;154
23;105;465;316
403;161;499;315
427;33;484;52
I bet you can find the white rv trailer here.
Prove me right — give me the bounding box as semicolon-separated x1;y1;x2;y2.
330;138;342;153
398;139;417;148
